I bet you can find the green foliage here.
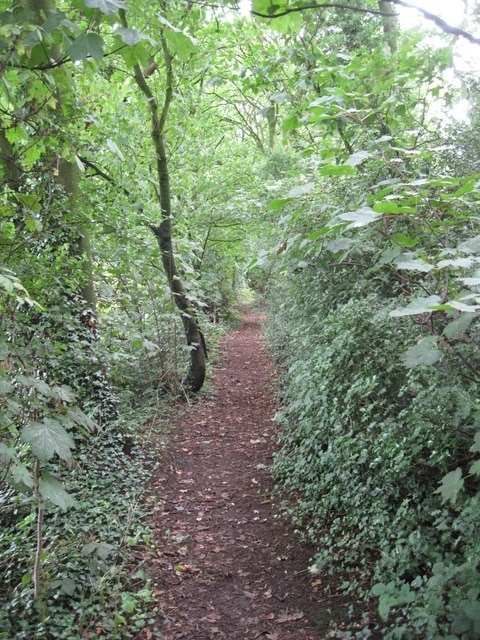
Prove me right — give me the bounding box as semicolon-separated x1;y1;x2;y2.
0;416;159;639
262;6;480;637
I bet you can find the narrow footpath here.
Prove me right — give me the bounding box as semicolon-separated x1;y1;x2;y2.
140;307;334;640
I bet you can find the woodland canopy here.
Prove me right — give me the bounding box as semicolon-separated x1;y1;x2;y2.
1;1;480;638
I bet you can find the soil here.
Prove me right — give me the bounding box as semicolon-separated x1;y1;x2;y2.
136;306;352;640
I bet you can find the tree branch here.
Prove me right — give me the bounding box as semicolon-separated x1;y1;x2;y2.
251;1;480;46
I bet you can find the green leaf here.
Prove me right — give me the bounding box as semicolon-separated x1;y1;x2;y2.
282;113;300;132
402;336;442;368
451;179;477;198
371;582;387;596
271;92;290;103
437;257;476;269
338;207;381;229
435;468;464;504
378;593;393;621
68;407;97;432
457;277;480;286
21;419;75;462
470;431;480;454
83;0;125;15
443;313;476;339
319;164;356;176
165;30;197;61
391;232;419;248
390;295;442;317
469;459;480;476
345;150;370;166
68;33;104;62
11;463;34;489
463;600;480;623
39;471;77;510
122;596;137;613
458;235;480;254
60;576;77;595
395;254;433;272
267;198;290;211
287;182;315;198
114;27;144;46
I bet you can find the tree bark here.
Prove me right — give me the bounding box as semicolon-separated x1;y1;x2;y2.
378;0;398;53
120;8;206;392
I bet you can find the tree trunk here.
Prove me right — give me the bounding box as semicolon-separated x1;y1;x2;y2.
378;0;398;53
120;9;207;392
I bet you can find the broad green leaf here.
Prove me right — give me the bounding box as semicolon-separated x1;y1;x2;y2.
165;30;197;61
305;226;334;241
319;164;356;177
395;254;433;272
107;138;125;161
52;385;76;403
338;207;381;229
11;463;34;488
371;583;387;597
282;113;303;133
21;419;74;462
83;0;125;15
469;459;480;476
390;295;442;317
391;232;419;248
378;593;393;621
470;431;480;454
68;33;104;62
435;468;464;504
437;257;476;269
457;277;480;286
271;92;290;103
282;113;300;132
118;41;150;68
443;313;476;339
326;238;354;252
68;407;97;432
402;336;442;367
441;300;480;312
451;179;477;198
39;471;77;510
0;443;15;461
252;0;287;15
462;600;480;623
114;27;144;46
60;577;76;595
267;198;290;211
270;11;302;34
345;150;370;166
287;182;315;198
458;236;480;254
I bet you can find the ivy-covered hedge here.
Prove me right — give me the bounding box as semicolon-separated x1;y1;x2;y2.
266;270;480;639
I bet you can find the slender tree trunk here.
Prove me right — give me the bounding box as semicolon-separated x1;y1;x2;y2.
57;159;97;308
120;9;206;392
378;0;398;53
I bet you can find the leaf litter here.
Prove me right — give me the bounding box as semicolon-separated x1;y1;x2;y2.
133;306;350;640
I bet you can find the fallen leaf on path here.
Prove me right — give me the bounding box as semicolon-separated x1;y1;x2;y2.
277;611;305;623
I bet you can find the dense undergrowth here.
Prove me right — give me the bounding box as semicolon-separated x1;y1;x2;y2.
0;283;225;639
1;419;156;640
266;268;480;638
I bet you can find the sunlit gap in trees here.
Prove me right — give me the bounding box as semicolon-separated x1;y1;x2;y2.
398;0;479;125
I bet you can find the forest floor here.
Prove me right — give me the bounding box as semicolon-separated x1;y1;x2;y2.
135;305;352;640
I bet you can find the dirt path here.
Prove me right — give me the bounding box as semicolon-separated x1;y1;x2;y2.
141;307;330;640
